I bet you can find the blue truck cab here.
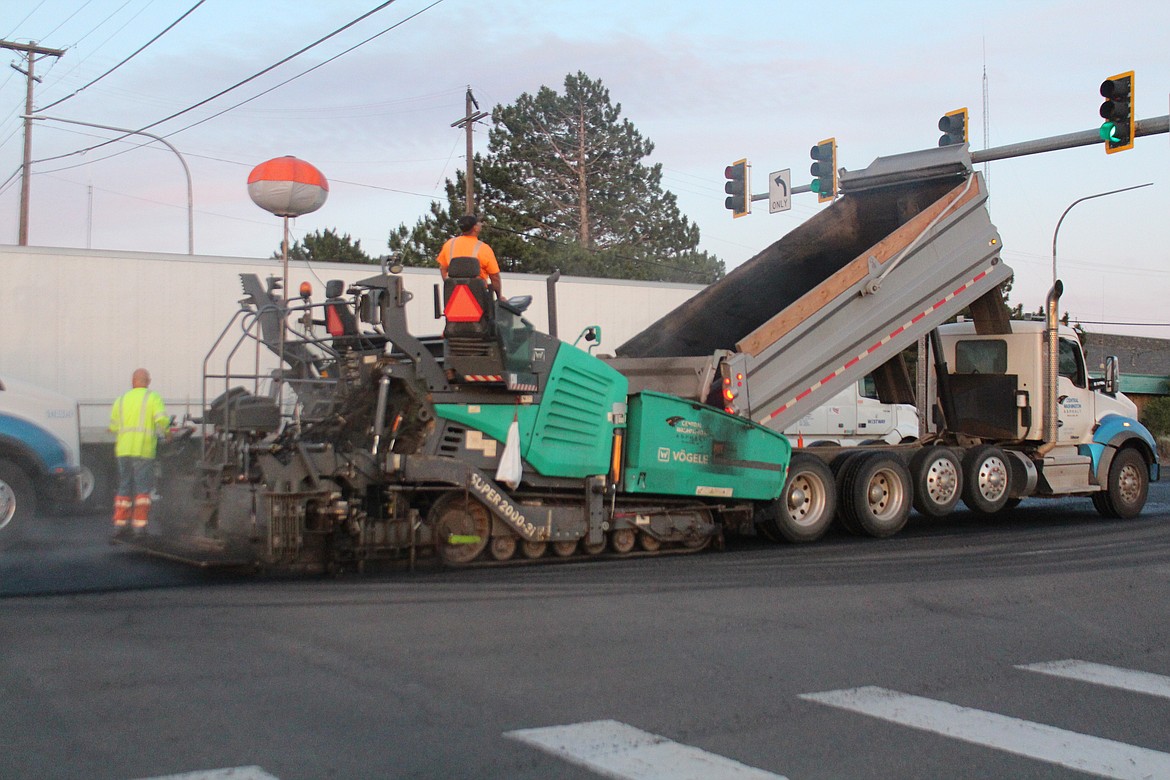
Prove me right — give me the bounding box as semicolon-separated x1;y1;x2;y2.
0;375;86;534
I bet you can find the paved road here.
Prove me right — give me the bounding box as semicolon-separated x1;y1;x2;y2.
2;486;1169;779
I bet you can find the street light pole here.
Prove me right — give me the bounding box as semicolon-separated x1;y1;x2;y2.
25;114;195;254
1051;182;1153;288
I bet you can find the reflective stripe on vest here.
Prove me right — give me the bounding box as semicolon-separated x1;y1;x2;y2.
446;237;483;259
113;389;157;434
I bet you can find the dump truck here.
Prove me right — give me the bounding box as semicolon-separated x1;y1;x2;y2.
612;144;1158;543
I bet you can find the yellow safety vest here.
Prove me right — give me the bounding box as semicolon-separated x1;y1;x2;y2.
109;388;169;458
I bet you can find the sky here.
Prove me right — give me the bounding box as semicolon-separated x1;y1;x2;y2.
2;0;1168;338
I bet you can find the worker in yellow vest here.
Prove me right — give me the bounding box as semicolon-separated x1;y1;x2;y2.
109;368;171;533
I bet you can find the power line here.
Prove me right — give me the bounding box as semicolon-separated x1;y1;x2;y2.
35;0;96;43
4;0;50;40
31;0;404;166
38;0;208;112
1073;320;1170;328
63;0;139;50
37;0;160;100
150;0;444;140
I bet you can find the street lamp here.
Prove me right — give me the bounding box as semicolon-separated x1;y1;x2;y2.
25;114;195;254
1045;181;1152;446
1051;182;1152;287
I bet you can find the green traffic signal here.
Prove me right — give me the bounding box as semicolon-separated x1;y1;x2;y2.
1098;71;1134;154
809;139;836;203
1099;122;1122;143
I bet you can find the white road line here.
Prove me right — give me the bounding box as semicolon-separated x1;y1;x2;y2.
504;719;787;780
800;686;1170;780
1018;659;1170;700
133;768;280;780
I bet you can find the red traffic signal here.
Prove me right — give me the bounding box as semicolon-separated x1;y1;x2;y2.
723;159;750;218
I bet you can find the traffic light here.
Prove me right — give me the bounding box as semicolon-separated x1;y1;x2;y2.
937;108;968;147
1099;71;1135;154
724;159;750;218
809;138;836;204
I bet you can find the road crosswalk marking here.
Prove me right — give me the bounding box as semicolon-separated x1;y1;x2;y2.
1017;659;1170;700
505;719;787;780
133;768;279;780
800;684;1170;780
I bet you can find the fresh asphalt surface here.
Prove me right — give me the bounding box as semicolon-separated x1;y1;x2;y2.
2;483;1169;779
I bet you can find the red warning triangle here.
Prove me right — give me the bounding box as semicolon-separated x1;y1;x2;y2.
444;284;484;322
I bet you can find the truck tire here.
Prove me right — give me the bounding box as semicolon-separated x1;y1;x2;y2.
910;446;963;518
839;452;911;538
832;453;863;534
1091;492;1116;519
1098;447;1148;520
0;458;36;534
761;454;837;543
80;443;117;514
961;445;1011;515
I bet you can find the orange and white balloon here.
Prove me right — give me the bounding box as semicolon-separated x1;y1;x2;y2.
247;156;329;217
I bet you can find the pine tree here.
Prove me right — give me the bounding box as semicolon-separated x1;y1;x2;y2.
276;228;374;264
390;72;723;284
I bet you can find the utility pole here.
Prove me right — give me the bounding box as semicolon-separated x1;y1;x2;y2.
3;39;65;246
450;86;488;215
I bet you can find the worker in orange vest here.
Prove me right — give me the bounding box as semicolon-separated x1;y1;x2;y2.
436;215;503;298
109;368;171;534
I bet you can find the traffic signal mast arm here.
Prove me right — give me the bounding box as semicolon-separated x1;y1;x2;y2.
971;114;1168;164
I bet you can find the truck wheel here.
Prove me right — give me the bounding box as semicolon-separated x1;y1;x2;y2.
961;445;1011;515
1091;492;1116;519
777;454;836;542
1101;448;1148;519
0;458;36;534
839;452;911;538
910;446;963;518
832;453;864;535
80;443;117;513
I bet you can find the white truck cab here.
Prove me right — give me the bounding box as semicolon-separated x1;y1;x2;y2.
784;377;918;446
936;321;1136;444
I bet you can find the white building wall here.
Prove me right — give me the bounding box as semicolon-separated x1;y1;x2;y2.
0;245;701;434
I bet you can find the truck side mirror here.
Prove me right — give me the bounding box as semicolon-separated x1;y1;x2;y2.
1104;355;1119;395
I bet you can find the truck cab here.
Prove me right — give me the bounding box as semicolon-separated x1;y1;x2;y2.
936;320;1136;444
0;375;86;534
784;376;918;446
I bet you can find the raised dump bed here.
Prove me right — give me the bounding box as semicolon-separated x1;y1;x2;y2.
616;145;1013;431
